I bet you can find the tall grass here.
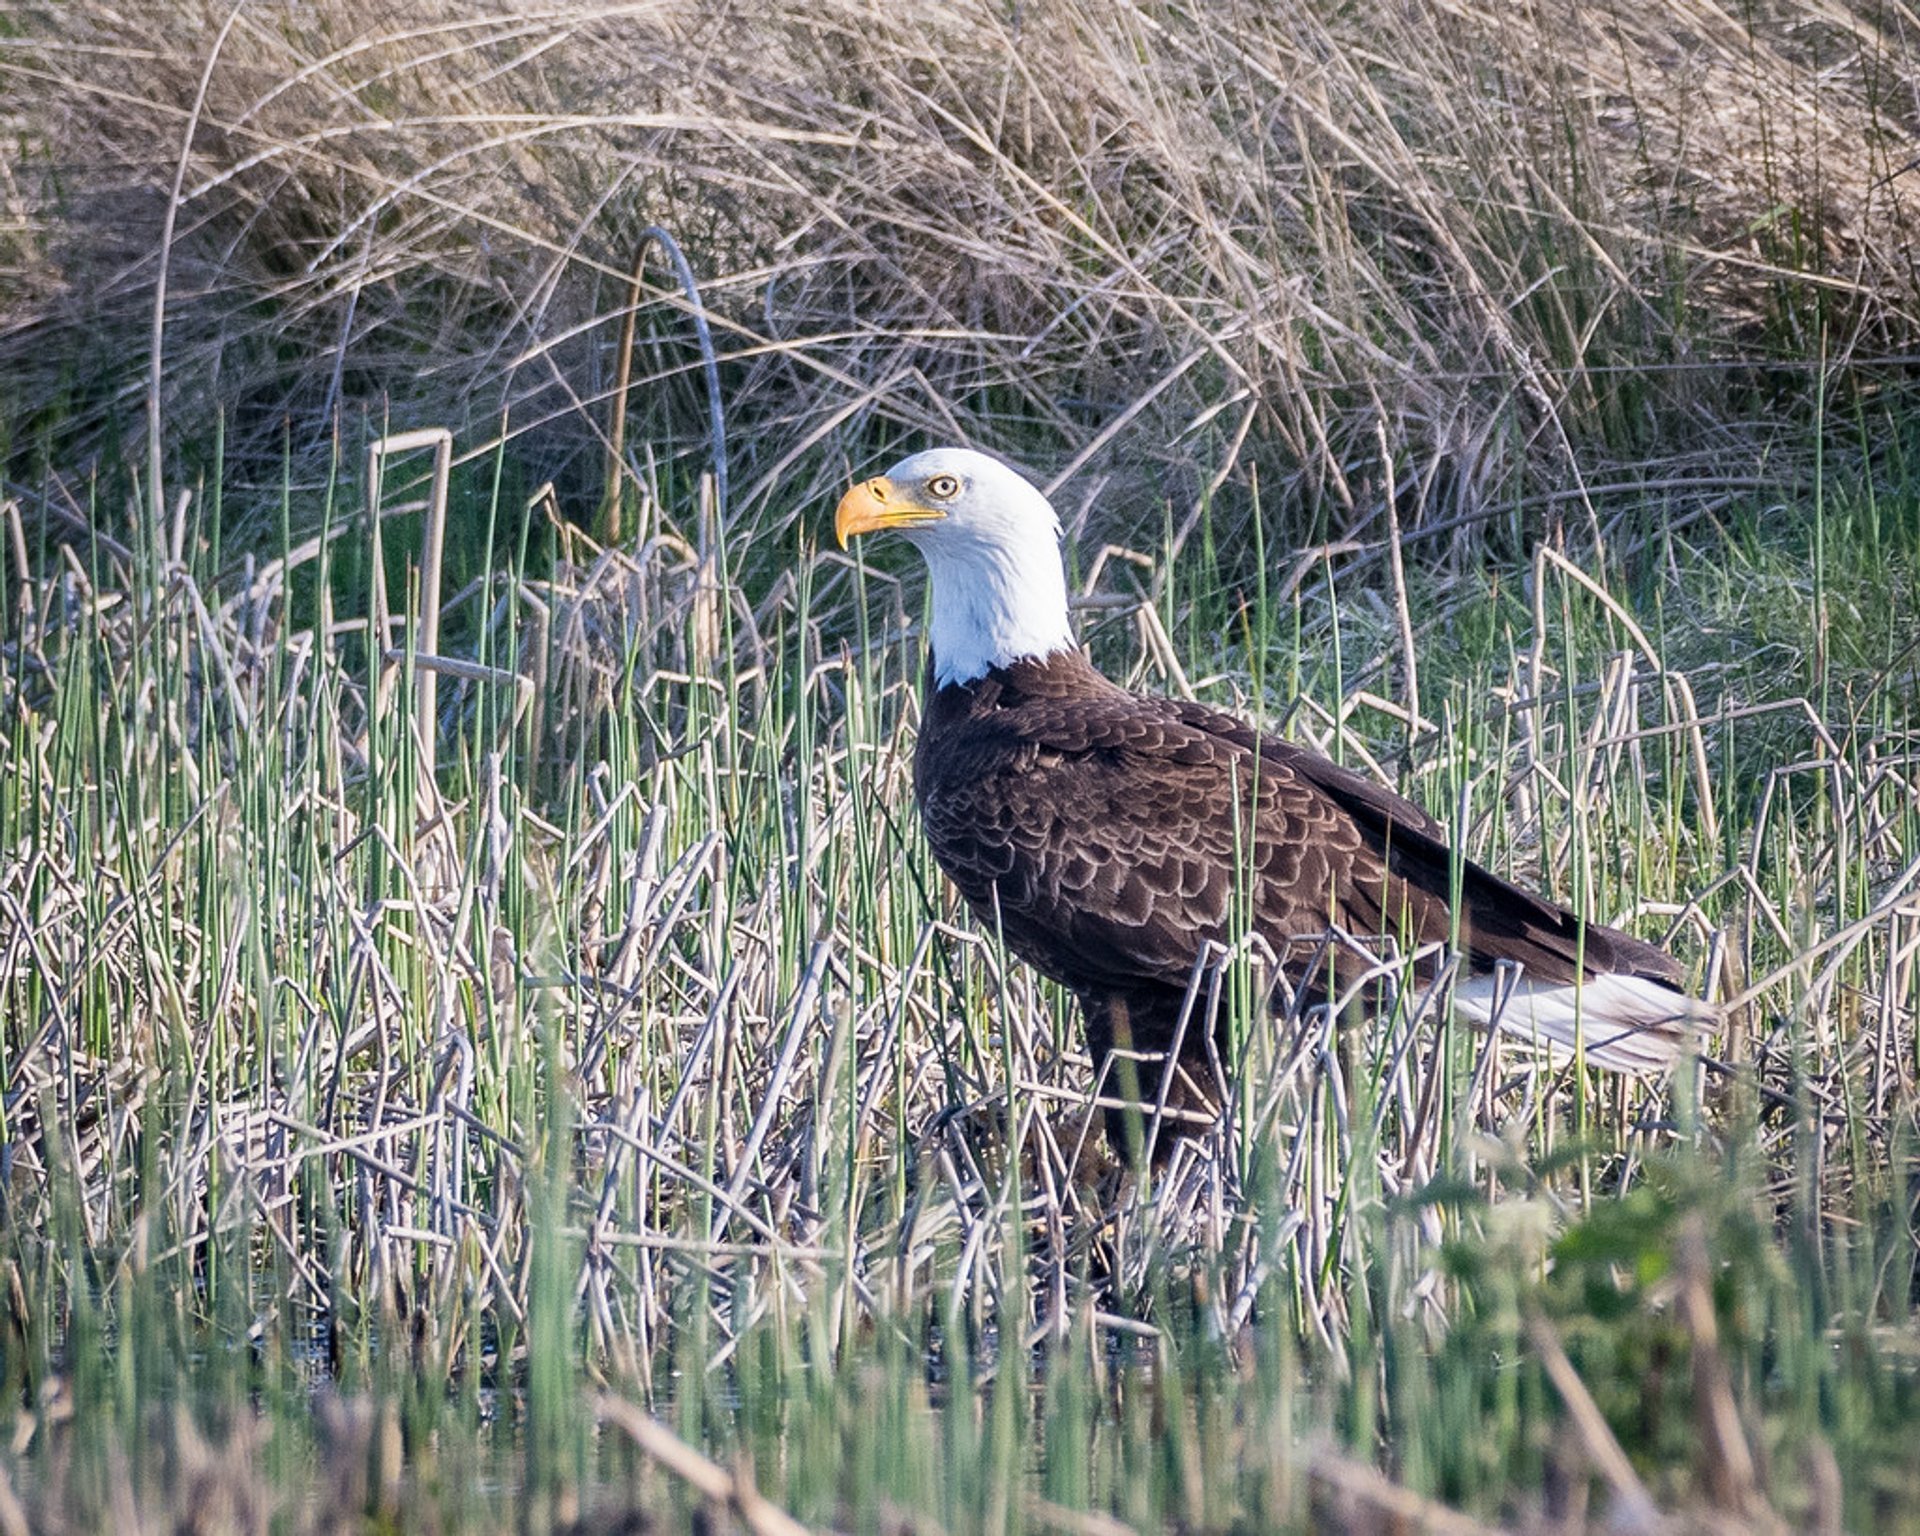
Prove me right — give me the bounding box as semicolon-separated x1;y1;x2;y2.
0;413;1914;1529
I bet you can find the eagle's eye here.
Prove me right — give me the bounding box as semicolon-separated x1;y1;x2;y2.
925;473;961;500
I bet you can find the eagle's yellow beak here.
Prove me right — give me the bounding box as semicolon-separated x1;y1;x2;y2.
834;477;947;549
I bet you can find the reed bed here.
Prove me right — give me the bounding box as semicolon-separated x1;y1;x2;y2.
0;427;1915;1529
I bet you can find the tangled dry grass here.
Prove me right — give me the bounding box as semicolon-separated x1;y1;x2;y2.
4;0;1919;547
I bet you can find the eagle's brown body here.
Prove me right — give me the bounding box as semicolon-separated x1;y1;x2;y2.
914;648;1691;1124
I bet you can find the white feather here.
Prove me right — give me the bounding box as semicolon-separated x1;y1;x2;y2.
1448;968;1714;1074
883;448;1076;687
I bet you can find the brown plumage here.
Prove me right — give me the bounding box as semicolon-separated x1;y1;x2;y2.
837;447;1711;1147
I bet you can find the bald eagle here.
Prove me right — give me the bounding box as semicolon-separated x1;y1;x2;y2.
837;447;1711;1142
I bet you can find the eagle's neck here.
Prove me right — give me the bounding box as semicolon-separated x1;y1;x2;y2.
919;531;1075;688
923;646;1113;707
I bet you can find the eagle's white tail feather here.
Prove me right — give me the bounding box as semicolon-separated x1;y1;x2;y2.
1448;971;1713;1074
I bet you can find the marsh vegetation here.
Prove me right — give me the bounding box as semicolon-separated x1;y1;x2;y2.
1;2;1918;1530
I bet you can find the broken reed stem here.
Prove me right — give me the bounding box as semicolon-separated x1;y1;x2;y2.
597;1395;811;1536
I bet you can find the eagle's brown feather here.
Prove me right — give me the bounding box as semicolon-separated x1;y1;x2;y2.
914;649;1691;1132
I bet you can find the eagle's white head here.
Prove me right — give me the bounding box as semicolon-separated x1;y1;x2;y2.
835;447;1075;687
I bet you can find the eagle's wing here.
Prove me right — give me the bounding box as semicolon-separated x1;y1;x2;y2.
917;689;1682;995
916;689;1413;992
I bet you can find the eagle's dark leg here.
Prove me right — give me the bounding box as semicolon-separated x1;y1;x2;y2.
1079;989;1222;1163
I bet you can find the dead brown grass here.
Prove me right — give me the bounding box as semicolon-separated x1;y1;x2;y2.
2;0;1917;541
